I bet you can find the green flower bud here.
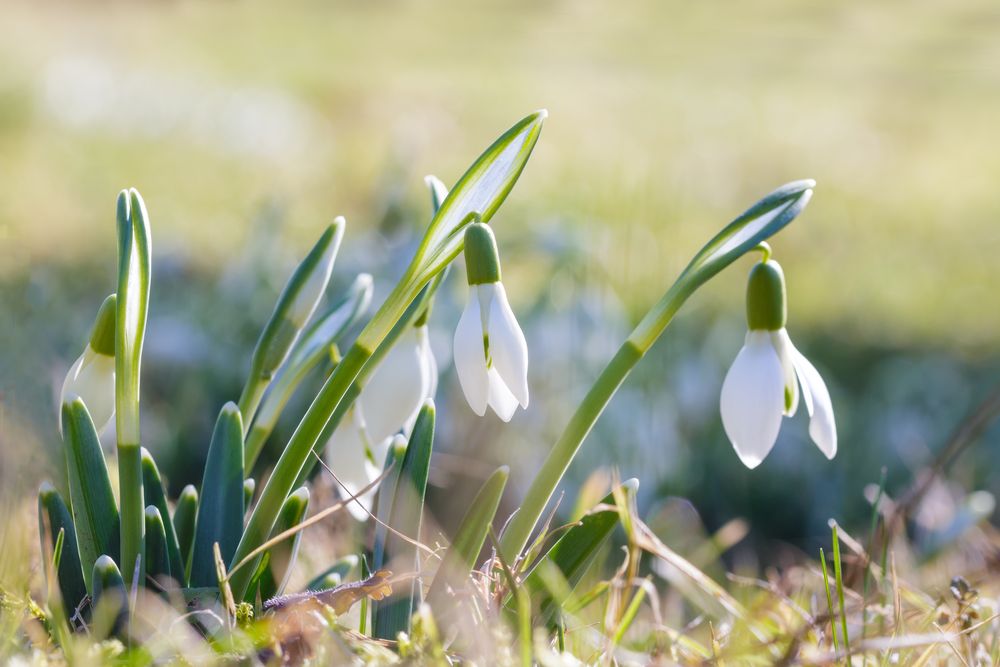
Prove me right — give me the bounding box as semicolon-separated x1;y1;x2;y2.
463;221;501;285
88;294;117;357
746;260;787;331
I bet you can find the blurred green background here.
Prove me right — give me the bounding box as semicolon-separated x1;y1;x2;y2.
3;0;1000;567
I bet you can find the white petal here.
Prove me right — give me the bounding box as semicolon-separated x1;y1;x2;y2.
60;349;116;434
720;331;786;469
416;325;438;401
485;283;529;408
790;345;838;459
453;289;489;416
323;412;372;521
486;367;520;422
770;329;800;417
360;327;427;443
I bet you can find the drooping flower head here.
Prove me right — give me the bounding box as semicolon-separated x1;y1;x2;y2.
720;253;836;468
453;222;529;421
60;294;117;434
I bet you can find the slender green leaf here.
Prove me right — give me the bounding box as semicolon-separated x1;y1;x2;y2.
115;188;152;583
190;402;245;587
427;465;508;603
239;221;345;428
38;483;87;612
373;401;435;640
245;272;373;472
61;398;119;592
258;487;310;601
172;484;198;584
144;506;170;581
140;448;184;584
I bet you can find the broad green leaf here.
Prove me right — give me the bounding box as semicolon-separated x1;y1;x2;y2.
144;506;170;581
38;483;87;612
91;555;127;636
61;398;119;592
373;401;435;640
190;402;245;587
172;484;198;584
426;465;508;604
140;448;184;585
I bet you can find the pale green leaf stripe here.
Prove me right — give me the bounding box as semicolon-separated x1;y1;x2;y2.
499;182;815;563
140;449;185;583
172;485;198;584
38;482;87;611
61;399;119;593
426;465;508;604
373;401;436;640
257;487;310;602
190;402;245;587
144;506;170;580
229;112;545;600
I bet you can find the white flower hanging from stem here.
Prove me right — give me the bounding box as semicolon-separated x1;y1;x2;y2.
60;294;117;434
453;222;529;421
720;244;837;468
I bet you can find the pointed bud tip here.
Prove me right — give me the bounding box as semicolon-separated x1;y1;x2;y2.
621;478;640;493
180;484;198;500
533;109;549;121
290;486;310;502
144;505;161;520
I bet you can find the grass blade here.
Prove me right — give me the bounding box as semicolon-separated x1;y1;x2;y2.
140;448;184;585
172;484;198;584
38;483;87;613
61;398;119;592
820;547;841;653
190;402;245;587
426;465;508;604
524;480;636;623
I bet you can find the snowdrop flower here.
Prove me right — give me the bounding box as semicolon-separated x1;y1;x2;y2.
60;294;117;434
324;321;437;520
324;408;394;521
453;222;529;421
720;255;836;468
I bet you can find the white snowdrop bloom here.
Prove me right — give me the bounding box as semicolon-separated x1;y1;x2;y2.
360;324;438;443
453;223;528;421
60;294;117;434
324;407;393;522
720;258;836;469
324;322;437;521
